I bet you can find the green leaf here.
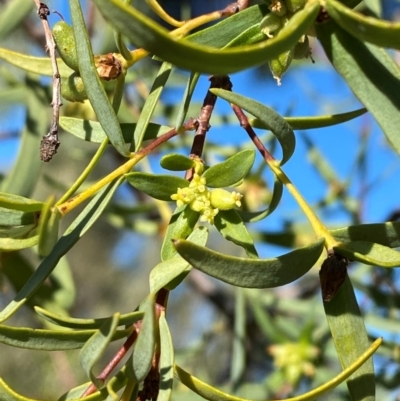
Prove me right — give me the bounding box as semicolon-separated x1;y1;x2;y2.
69;0;130;157
127;294;157;382
175;336;382;401
225;24;265;47
188;4;268;48
326;0;400;49
330;221;400;248
80;313;120;388
38;198;61;257
35;306;143;330
237;178;283;223
0;235;39;252
161;205;200;261
323;276;375;401
92;0;320;74
0;323;131;351
125;172;189;201
173;238;324;288
0;207;38;226
210;89;295;165
160;154;195;172
334;241;400;267
250;108;367;130
150;227;208;293
0;178;123;323
317;20;400;156
132;62;172;151
215;210;258;258
0;193;43;213
60;117;172;144
0;77;48;197
158;312;174;401
203;150;256;188
0;48;73;78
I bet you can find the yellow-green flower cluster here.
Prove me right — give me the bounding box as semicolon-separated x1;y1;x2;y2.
268;342;319;385
171;173;243;225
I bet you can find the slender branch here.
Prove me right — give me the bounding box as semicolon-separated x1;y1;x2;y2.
185;75;232;180
33;1;62;162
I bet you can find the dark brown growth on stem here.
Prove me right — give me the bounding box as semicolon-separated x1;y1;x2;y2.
37;2;50;19
136;355;160;401
319;250;348;302
40;133;60;162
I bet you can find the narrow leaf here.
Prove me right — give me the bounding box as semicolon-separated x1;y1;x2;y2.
60;117;172;144
326;0;400;49
132;62;172;151
0;324;131;351
0;193;43;213
150;227;208;293
0;235;39;251
0;48;73;78
158;313;174;401
334;241;400;267
92;0;320;74
323;276;376;400
173;238;325;288
69;0;130;157
38;197;60;257
211;89;295;165
161;205;200;261
174;337;382;401
127;294;156;382
203;150;256;188
80;313;120;388
317;20;400;156
250;108;367;130
215;210;258;258
35;306;143;330
0;207;38;226
125;172;189;201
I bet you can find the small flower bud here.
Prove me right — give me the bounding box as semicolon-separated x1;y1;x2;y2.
268;48;294;86
293;35;311;59
260;13;284;38
210;188;243;210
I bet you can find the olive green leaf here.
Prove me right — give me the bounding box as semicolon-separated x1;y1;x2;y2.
210;89;295;165
0;193;43;213
250;108;367;130
203;150;256;188
127;294;157;382
0;48;73;78
0;323;131;351
174;337;382;401
125;172;189;201
150;227;208;293
92;0;320;74
60;117;172;144
323;276;376;401
173;238;324;288
158;312;174;401
70;0;130;157
38;197;61;257
0;235;39;251
131;62;172;151
326;0;400;49
161;205;200;261
0;208;37;226
0;178;123;323
225;24;266;47
214;210;258;258
317;20;400;156
35;306;143;330
238;178;283;222
331;221;400;248
80;313;120;388
334;241;400;267
160;154;195;172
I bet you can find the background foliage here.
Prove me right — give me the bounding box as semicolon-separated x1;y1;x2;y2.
0;0;400;400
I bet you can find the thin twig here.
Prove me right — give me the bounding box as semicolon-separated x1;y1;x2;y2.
33;0;62;162
185;75;232;181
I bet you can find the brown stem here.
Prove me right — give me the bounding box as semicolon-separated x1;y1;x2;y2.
33;1;62;162
186;75;232;180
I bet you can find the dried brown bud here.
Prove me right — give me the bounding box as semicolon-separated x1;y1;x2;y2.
40;133;60;162
94;53;122;81
319;251;348;302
